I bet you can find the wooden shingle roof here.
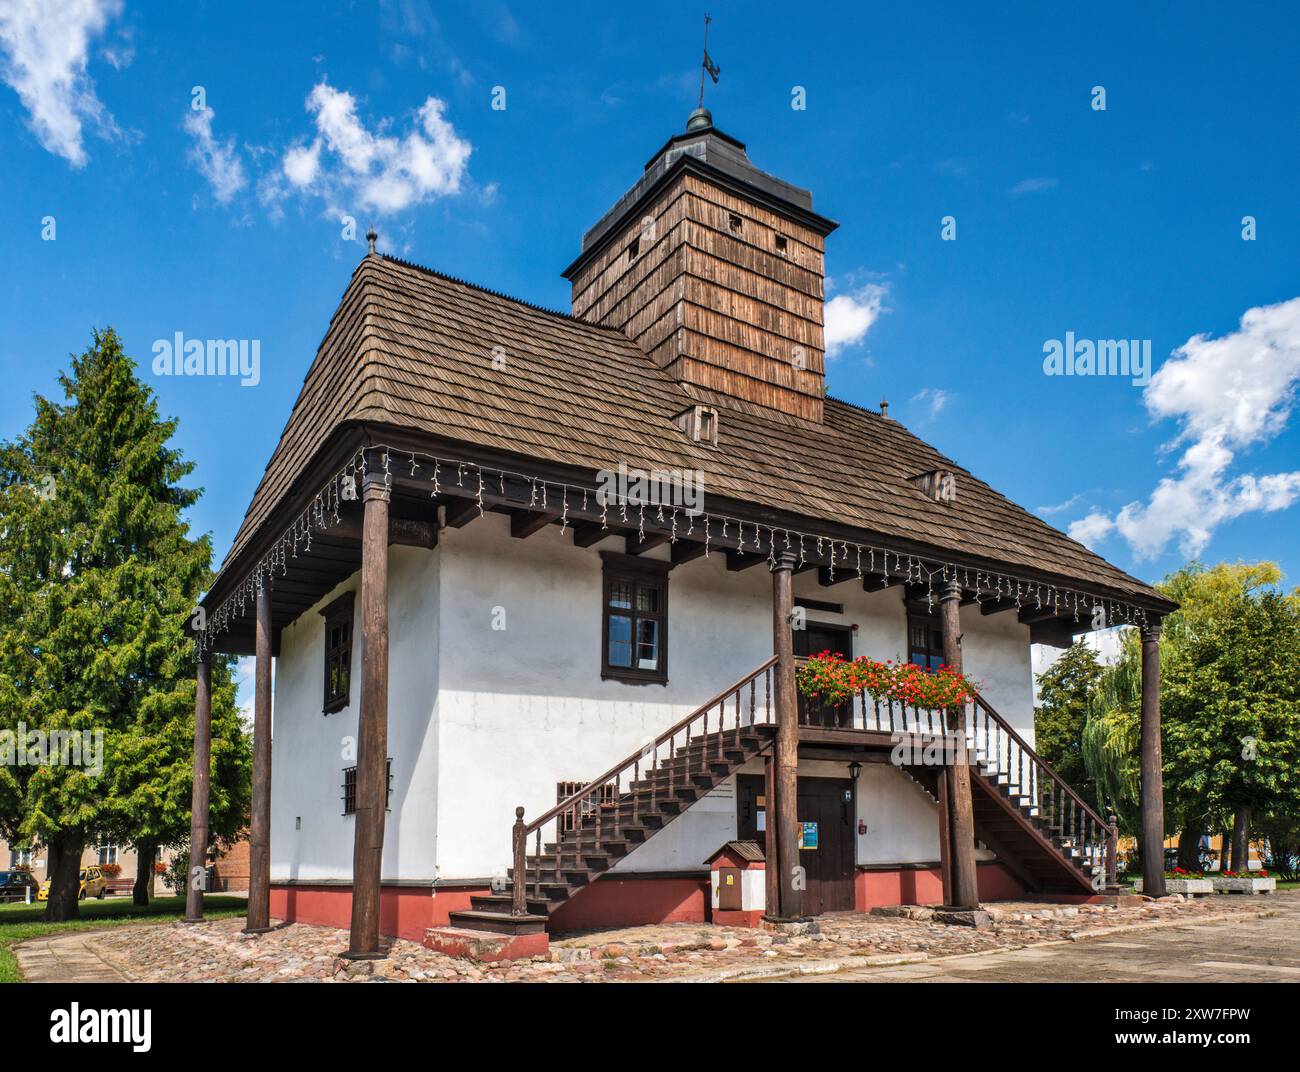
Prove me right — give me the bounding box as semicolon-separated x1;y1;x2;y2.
215;252;1164;607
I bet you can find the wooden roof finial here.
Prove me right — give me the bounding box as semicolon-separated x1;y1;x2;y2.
880;398;890;418
366;227;378;255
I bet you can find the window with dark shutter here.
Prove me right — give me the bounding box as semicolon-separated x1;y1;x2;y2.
600;552;669;684
342;759;393;815
320;591;355;714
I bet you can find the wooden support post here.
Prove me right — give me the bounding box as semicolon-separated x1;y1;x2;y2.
764;754;778;916
936;771;952;906
940;578;980;909
347;472;391;957
1139;621;1166;897
1106;812;1119;887
184;656;211;922
245;584;274;932
770;550;802;919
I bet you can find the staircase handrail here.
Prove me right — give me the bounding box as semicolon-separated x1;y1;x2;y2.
968;691;1113;836
511;655;778;914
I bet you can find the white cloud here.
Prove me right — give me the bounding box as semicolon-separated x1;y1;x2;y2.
824;283;888;357
0;0;122;167
909;387;952;419
1070;296;1300;559
279;79;471;215
183;104;247;203
1009;176;1058;196
1068;511;1116;549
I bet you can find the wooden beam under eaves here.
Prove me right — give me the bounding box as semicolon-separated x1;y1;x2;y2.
1017;605;1063;626
671;540;709;565
510;509;559;539
571;521;611;548
626;532;670;555
443;498;482;529
817;566;857;587
980;597;1018;616
725;549;765;571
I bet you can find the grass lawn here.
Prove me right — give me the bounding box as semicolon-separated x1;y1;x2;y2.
0;895;247;983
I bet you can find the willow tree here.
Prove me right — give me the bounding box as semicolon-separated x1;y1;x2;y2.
0;329;250;920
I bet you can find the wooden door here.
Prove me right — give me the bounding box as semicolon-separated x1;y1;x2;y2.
796;777;856;914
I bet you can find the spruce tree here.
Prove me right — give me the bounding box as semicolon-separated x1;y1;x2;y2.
0;329;250;920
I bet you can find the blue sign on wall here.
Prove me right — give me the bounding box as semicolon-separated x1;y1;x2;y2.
800;821;819;849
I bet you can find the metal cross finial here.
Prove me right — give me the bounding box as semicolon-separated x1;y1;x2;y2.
698;14;720;108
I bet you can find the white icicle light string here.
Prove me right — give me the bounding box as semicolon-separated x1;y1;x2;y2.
197;445;1151;652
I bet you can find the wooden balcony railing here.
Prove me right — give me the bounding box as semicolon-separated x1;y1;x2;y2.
796;661;1116;881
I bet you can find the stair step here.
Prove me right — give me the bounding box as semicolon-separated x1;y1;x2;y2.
469;893;554;916
447;910;548;935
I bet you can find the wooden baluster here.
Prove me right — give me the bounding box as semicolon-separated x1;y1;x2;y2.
650;742;657;814
511;808;527;915
749;678;756;729
533;829;541;899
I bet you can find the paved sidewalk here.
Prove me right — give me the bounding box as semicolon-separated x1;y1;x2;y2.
15;929;135;983
775;897;1300;983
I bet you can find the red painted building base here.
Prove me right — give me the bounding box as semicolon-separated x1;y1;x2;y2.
855;861;1026;910
270;883;491;944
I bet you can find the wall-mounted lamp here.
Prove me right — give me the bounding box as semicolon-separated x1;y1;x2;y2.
848;761;862;780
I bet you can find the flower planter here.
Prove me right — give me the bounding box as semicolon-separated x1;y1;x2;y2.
1211;876;1275;895
1134;877;1214;896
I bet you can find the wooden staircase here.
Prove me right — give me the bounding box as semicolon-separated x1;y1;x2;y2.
446;659;1113;940
448;657;779;937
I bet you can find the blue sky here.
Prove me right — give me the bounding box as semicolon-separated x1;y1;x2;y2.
2;0;1298;603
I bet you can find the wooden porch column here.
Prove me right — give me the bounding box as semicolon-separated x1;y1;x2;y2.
940;578;980;909
1139;621;1166;897
770;550;802;919
764;754;779;915
183;655;211;922
347;472;391;957
245;583;274;932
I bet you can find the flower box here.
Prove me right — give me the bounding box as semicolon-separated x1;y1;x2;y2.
1211;875;1275;895
1134;877;1213;896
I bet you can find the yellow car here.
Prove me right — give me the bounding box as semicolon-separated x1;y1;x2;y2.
36;865;109;901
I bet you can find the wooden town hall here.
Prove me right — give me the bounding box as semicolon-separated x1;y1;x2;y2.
185;106;1176;960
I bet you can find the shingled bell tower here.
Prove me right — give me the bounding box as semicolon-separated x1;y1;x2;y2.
562;108;838;422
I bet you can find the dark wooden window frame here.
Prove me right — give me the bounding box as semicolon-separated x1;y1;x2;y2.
342;759;393;816
906;603;945;672
320;591;355;715
600;551;670;685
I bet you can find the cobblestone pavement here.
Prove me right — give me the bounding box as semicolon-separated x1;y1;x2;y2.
16;892;1293;982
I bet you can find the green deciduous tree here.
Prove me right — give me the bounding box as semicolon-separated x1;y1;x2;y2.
1034;642;1104;814
1077;562;1300;876
0;329;250;920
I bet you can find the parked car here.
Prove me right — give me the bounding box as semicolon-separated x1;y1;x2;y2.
0;870;40;903
36;865;109;901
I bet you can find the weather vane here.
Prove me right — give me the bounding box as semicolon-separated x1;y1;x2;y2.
699;13;720;108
